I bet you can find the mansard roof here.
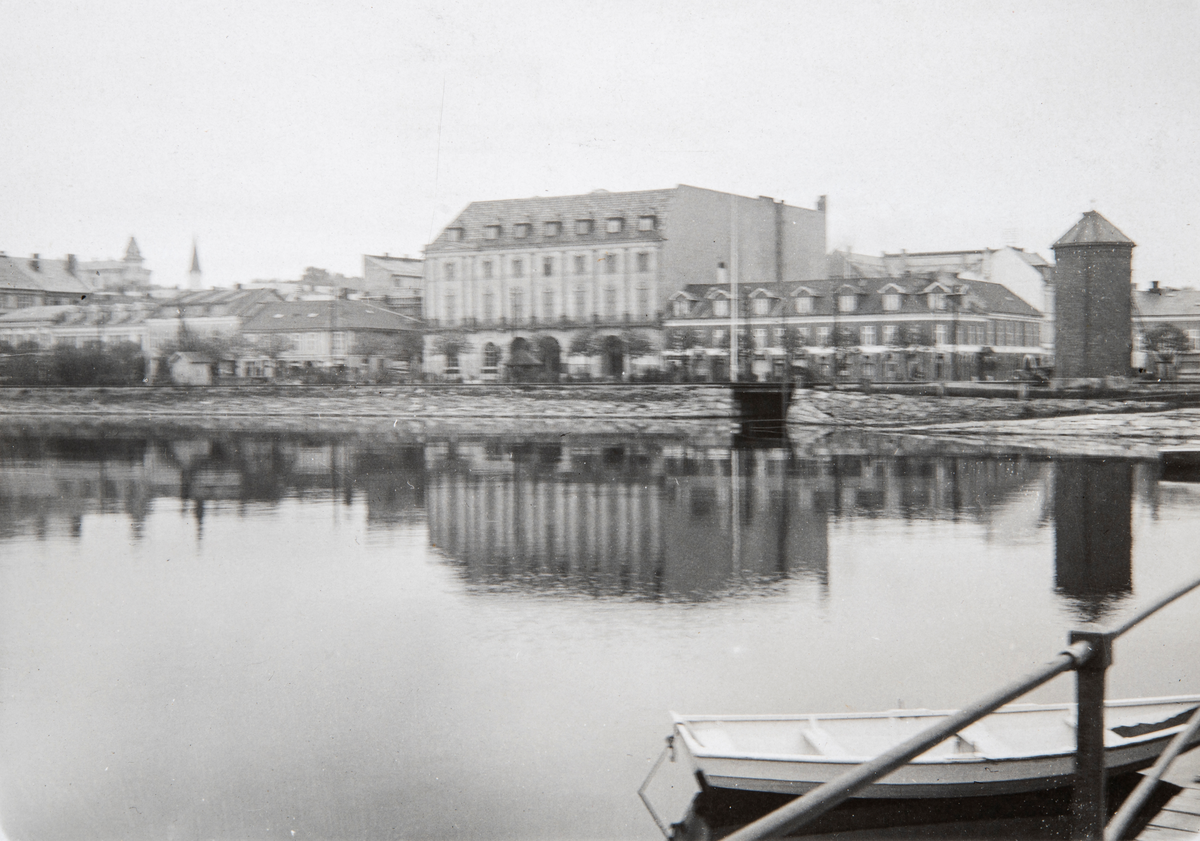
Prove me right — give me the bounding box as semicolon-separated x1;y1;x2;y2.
1053;211;1135;248
427;188;675;252
674;274;1041;319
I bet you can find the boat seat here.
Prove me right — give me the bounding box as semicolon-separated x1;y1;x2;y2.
805;718;848;757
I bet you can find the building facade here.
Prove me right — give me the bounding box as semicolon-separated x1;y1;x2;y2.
421;185;827;380
1051;211;1135;382
0;253;95;314
663;272;1045;383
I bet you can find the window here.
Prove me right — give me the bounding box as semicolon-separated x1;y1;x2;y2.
510;288;525;321
773;327;786;346
636;252;650;272
928;292;947;311
883;325;897;345
446;227;464;242
636;287;650;319
576;219;593;235
303;332;318;353
512;258;524;276
1187;329;1199;350
483;291;495;321
542;288;555;316
935;324;948;345
482;260;493;279
574;287;587;317
604;288;617;318
672;298;691;317
444;291;456;322
796;327;809;345
883;292;901;312
542;257;554;277
604;253;618;274
445;347;459;373
753;328;768;349
574;254;587;275
484;225;501;240
483;343;500;371
713;297;730;317
838;293;857;313
638;215;657;231
545;221;562;237
752;296;771;316
861;326;876;346
795;295;813;314
515;223;531;239
444;262;456;281
332;332;346;354
817;325;830;345
606;217;624;234
986;321;996;345
712;328;726;347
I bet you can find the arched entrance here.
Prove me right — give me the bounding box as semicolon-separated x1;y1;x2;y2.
600;334;625;379
535;335;562;382
508;336;542;382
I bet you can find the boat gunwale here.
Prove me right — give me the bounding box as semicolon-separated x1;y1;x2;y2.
671;695;1200;765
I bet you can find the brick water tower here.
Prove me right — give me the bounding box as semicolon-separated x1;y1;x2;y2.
1051;211;1135;383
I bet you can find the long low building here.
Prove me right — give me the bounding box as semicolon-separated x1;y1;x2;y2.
663;272;1047;383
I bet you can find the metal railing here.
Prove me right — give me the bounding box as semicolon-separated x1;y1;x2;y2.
723;573;1200;841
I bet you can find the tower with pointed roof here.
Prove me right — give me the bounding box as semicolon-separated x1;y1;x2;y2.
1051;210;1135;381
188;240;203;290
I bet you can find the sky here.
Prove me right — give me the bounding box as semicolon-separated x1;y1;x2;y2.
1;0;1197;289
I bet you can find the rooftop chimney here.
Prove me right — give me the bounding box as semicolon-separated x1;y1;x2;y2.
816;195;827;212
66;254;77;275
30;253;40;272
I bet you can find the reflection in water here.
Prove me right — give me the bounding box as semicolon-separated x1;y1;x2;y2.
1054;459;1134;623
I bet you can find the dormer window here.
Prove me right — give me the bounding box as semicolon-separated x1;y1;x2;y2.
576;219;594;235
484;225;501;240
672;298;691;317
838;293;857;313
446;227;464;242
883;292;902;311
606;217;624;234
752;296;772;316
713;297;730;317
928;291;947;311
794;295;813;314
545;221;562;237
638;215;657;231
515;223;531;239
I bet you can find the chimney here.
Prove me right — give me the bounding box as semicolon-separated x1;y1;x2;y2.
1150;281;1161;294
817;195;827;212
66;254;77;275
717;260;728;285
30;253;40;272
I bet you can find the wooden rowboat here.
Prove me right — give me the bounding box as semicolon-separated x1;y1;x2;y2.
672;695;1200;800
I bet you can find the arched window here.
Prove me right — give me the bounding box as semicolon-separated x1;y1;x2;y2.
483;342;500;371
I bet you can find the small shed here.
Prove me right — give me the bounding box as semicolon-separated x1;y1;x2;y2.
168;351;214;386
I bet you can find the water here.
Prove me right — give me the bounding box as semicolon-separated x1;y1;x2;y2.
1;427;1198;841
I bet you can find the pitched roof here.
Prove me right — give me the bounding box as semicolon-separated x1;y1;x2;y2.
1053;211;1135;248
427;188;676;252
1134;287;1200;319
157;288;280;319
240;298;420;333
124;237;143;262
364;254;423;275
0;254;94;295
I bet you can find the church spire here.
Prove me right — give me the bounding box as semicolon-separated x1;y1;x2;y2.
124;236;143;263
188;239;203;290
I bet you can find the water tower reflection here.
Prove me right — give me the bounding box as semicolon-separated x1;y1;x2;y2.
1054;458;1134;623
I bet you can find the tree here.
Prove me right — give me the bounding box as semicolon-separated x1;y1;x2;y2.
619;330;655;357
568;329;601;356
1144;323;1189;365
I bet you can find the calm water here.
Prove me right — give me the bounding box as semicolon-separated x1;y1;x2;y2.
1;427;1198;841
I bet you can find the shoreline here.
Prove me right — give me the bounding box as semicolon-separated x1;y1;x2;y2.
1;385;1198;459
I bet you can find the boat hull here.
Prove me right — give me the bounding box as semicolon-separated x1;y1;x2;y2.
673;696;1200;799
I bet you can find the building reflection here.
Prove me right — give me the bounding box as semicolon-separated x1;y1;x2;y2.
424;440;1052;601
1054;459;1134;623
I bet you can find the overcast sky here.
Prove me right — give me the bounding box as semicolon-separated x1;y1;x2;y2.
1;0;1196;289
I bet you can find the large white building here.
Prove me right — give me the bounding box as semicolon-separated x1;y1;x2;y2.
422;185;827;380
